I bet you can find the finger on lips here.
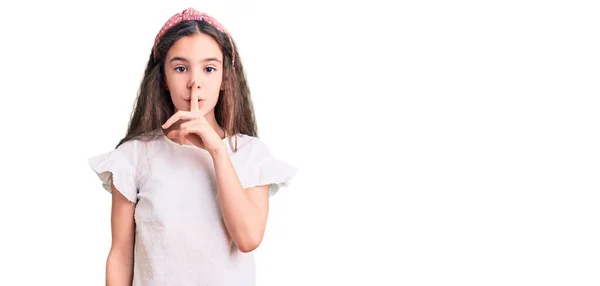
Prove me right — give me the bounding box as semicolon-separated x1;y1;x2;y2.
162;80;201;129
190;80;200;112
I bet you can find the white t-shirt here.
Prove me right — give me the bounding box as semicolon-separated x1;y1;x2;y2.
88;130;297;286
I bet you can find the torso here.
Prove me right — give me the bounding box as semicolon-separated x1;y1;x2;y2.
131;132;258;285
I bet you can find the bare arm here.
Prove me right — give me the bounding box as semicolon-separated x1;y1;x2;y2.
106;182;136;285
212;149;270;253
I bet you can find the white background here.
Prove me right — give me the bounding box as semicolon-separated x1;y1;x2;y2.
0;0;599;285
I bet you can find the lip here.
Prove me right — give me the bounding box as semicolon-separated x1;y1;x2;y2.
186;99;204;106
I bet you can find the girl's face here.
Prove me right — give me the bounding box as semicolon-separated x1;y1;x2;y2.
164;32;224;115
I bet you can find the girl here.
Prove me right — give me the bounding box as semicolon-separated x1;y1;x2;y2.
88;7;297;286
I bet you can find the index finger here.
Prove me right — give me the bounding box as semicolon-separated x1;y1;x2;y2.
190;81;200;112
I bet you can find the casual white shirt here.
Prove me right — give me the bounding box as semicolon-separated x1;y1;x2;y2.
88;130;297;285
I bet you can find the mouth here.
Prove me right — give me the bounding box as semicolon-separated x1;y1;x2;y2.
186;99;204;107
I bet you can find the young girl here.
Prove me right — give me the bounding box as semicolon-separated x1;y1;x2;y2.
88;8;297;285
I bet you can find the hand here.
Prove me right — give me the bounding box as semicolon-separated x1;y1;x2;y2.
162;82;226;156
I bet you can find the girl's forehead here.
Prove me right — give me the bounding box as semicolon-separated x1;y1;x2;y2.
167;34;223;60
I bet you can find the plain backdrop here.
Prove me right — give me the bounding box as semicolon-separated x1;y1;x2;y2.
0;0;599;285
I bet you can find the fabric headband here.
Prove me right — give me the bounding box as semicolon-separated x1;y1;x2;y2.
153;8;235;68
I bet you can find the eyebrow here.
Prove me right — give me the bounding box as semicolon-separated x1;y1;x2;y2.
169;56;222;64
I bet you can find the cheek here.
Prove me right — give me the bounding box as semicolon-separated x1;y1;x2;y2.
165;74;179;88
165;76;187;96
205;77;223;95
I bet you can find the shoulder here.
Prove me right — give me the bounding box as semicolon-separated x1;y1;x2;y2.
114;138;146;159
115;138;142;152
227;134;298;196
89;138;149;172
87;138;148;201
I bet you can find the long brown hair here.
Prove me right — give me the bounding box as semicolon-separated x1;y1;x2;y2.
116;20;257;151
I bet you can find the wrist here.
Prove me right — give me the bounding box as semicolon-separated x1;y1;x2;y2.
210;143;228;158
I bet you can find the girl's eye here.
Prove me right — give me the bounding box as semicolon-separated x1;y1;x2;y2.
175;66;187;72
205;67;217;73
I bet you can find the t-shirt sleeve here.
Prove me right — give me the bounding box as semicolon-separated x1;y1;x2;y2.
88;140;140;203
244;138;298;197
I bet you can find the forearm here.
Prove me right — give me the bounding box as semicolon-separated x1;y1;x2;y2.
212;148;267;252
106;247;133;285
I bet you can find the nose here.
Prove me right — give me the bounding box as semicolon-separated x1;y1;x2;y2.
187;68;204;90
187;82;201;90
187;80;205;102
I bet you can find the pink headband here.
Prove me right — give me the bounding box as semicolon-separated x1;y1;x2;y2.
153;8;235;68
